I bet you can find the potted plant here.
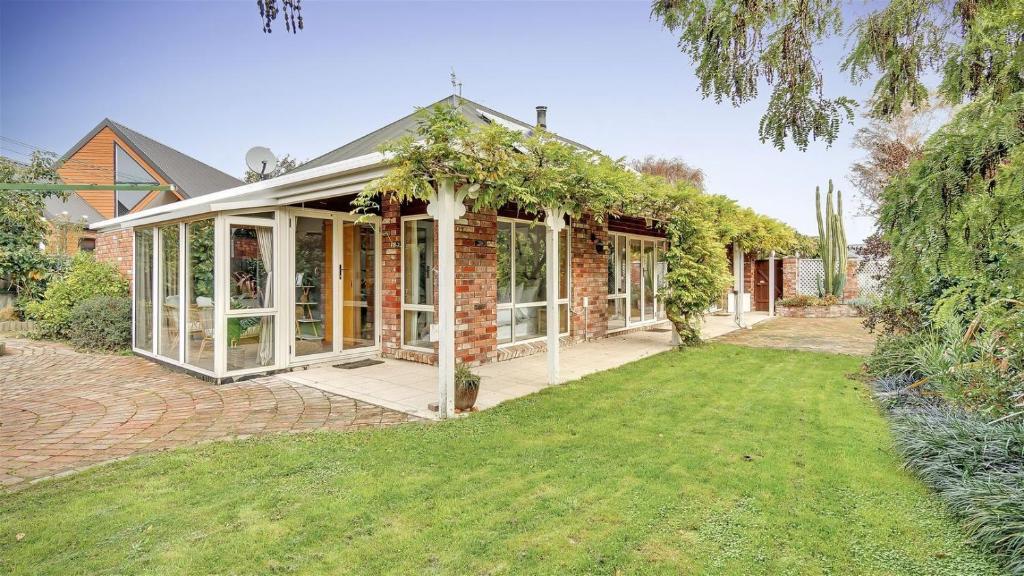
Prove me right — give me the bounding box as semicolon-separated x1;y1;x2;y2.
454;362;481;411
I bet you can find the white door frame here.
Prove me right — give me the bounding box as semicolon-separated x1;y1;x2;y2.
284;207;382;365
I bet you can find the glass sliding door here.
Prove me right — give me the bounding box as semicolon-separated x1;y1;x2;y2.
629;238;642;323
643;241;655;322
341;221;376;349
294;216;333;357
134;228;154;351
609;233;667;328
606;235;626;330
157;224;180;360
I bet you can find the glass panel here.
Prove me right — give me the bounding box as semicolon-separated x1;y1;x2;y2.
230;224;273;309
657;241;669;320
295;217;332;357
115;144;158;217
157;225;180;360
227;316;274;370
629;239;642;323
515;224;546;304
403;219;434;306
559;228;569;300
497;221;512;304
607;297;626;330
617;236;627;295
133;229;154;351
644;241;655;321
560;303;569;334
513;306;543;341
403;310;433;348
185;220;215;370
497;308;512;345
342;222;375;349
115;144;158;184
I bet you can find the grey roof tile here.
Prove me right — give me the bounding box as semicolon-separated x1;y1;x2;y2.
291;95;593;174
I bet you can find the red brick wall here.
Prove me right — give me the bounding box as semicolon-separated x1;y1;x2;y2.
380;198;500;366
455;203;498;364
377;203;623;366
94;229;134;286
843;258;860;300
782;257;798;298
571;213;608;340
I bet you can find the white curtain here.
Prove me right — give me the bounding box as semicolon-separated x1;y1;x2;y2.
256;226;274;365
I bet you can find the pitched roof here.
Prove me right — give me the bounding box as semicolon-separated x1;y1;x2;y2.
292;95;594;174
60;119;243;198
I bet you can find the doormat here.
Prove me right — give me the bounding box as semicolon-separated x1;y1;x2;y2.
647;328;672;333
333;359;385;370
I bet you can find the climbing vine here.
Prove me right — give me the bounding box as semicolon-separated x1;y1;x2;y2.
358;103;796;346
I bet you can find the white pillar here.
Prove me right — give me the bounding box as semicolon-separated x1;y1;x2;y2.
426;178;466;418
733;242;746;329
544;206;566;385
768;250;776;317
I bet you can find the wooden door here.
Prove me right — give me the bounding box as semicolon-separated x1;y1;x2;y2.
753;260;782;312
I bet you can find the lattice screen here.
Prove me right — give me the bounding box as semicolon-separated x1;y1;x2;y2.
796;259;824;295
856;260;887;298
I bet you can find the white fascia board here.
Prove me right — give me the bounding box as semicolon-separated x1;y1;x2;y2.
91;152;386;231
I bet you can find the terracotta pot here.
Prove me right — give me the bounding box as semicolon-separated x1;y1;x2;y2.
455;377;480;411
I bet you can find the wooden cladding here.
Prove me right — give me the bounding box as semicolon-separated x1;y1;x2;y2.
56;127;168;219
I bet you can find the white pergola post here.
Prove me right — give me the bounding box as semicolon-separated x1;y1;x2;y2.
768;250;776;317
733;241;746;329
544;206;567;385
426;178;468;419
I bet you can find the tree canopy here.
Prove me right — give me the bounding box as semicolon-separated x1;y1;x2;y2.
652;0;1024;150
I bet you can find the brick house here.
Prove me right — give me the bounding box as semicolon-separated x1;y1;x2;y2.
47;118;242;259
90;96;756;415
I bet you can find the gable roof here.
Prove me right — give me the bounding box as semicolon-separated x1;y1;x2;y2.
292;95;594;174
60;119;243;198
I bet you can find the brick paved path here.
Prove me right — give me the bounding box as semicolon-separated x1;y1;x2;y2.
0;339;417;490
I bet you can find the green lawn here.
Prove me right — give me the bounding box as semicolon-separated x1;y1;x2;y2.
0;344;999;575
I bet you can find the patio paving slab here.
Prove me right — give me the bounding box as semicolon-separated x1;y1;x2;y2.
713;316;876;355
282;313;772;420
0;339;418;490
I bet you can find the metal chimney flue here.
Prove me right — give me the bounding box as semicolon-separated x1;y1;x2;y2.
536;105;547;129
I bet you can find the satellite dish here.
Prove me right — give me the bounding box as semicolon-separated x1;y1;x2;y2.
245;146;278;179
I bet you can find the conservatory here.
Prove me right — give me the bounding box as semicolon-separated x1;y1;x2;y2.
93;96;757;416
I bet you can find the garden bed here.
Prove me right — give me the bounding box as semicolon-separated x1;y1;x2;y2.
777;303;862;318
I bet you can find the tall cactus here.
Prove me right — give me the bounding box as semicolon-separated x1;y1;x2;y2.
815;180;847;298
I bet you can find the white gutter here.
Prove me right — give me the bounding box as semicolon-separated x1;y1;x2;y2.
90;152;386;231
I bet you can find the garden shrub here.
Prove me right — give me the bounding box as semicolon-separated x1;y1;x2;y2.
778;295;818;307
67;296;131;352
26;253;128;339
875;396;1024;575
778;294;842;307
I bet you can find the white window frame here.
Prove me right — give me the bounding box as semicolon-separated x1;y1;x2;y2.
221;214;280;377
607;232;667;332
496;217;571;347
400;215;436;352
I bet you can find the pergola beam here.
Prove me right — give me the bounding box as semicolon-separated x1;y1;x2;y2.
0;183;175;192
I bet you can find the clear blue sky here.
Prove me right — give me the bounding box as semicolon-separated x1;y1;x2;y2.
1;0;878;241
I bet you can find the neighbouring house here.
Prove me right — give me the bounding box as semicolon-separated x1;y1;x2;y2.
89;96;760;412
51;118;242;260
